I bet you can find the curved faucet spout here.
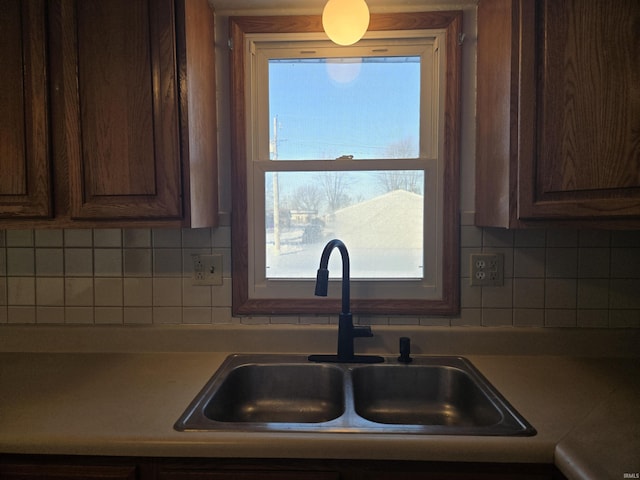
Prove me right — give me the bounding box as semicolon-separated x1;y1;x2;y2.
315;239;350;315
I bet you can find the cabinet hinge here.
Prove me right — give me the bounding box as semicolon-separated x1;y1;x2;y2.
228;38;233;50
458;33;466;46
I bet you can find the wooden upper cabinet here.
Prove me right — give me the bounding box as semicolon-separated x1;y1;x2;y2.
27;0;218;227
476;0;640;228
65;0;182;220
0;0;51;219
53;0;190;222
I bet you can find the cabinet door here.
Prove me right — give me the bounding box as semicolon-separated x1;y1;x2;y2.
158;471;338;480
53;0;182;220
156;459;340;480
517;0;640;220
0;0;51;219
0;463;137;480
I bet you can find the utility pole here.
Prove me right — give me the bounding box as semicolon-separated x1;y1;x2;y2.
271;116;280;254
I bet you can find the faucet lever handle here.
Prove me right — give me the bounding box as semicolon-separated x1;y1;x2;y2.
353;325;373;338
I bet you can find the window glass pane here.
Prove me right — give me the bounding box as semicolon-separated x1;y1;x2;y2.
268;57;420;160
265;171;424;279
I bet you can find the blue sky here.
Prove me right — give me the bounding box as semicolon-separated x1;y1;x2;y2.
268;57;420;160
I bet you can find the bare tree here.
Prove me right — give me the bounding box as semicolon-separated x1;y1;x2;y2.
384;136;417;159
376;137;422;194
376;170;423;194
289;184;323;212
320;172;352;213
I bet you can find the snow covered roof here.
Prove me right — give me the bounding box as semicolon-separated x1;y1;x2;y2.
327;189;423;249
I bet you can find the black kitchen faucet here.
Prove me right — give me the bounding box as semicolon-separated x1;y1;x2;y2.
308;239;383;363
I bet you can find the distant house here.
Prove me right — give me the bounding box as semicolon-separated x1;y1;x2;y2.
290;210;317;225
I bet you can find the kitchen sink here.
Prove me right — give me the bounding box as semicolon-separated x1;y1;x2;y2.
175;354;535;436
352;364;502;427
204;363;344;423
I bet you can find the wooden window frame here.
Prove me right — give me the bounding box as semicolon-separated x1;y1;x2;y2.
230;12;461;316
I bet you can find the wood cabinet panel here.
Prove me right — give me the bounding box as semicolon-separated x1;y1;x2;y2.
1;0;218;228
476;0;640;228
0;456;567;480
0;463;137;480
519;0;640;219
3;0;222;227
175;0;219;228
0;0;51;218
76;0;158;197
536;0;640;194
54;0;182;220
158;470;338;480
156;459;339;480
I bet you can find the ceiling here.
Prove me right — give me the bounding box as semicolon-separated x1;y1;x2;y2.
209;0;476;15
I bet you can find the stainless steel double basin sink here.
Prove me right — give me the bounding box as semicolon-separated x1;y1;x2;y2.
175;354;535;436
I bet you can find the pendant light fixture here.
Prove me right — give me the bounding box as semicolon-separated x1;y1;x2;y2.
322;0;370;46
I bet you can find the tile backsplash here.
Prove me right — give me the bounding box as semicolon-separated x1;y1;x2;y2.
1;219;639;327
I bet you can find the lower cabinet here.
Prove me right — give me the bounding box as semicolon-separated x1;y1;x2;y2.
0;461;137;479
0;456;567;480
156;460;338;480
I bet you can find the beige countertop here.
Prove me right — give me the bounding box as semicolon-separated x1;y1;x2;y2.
0;326;639;479
1;351;639;479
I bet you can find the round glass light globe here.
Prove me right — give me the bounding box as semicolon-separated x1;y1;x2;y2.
322;0;370;46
